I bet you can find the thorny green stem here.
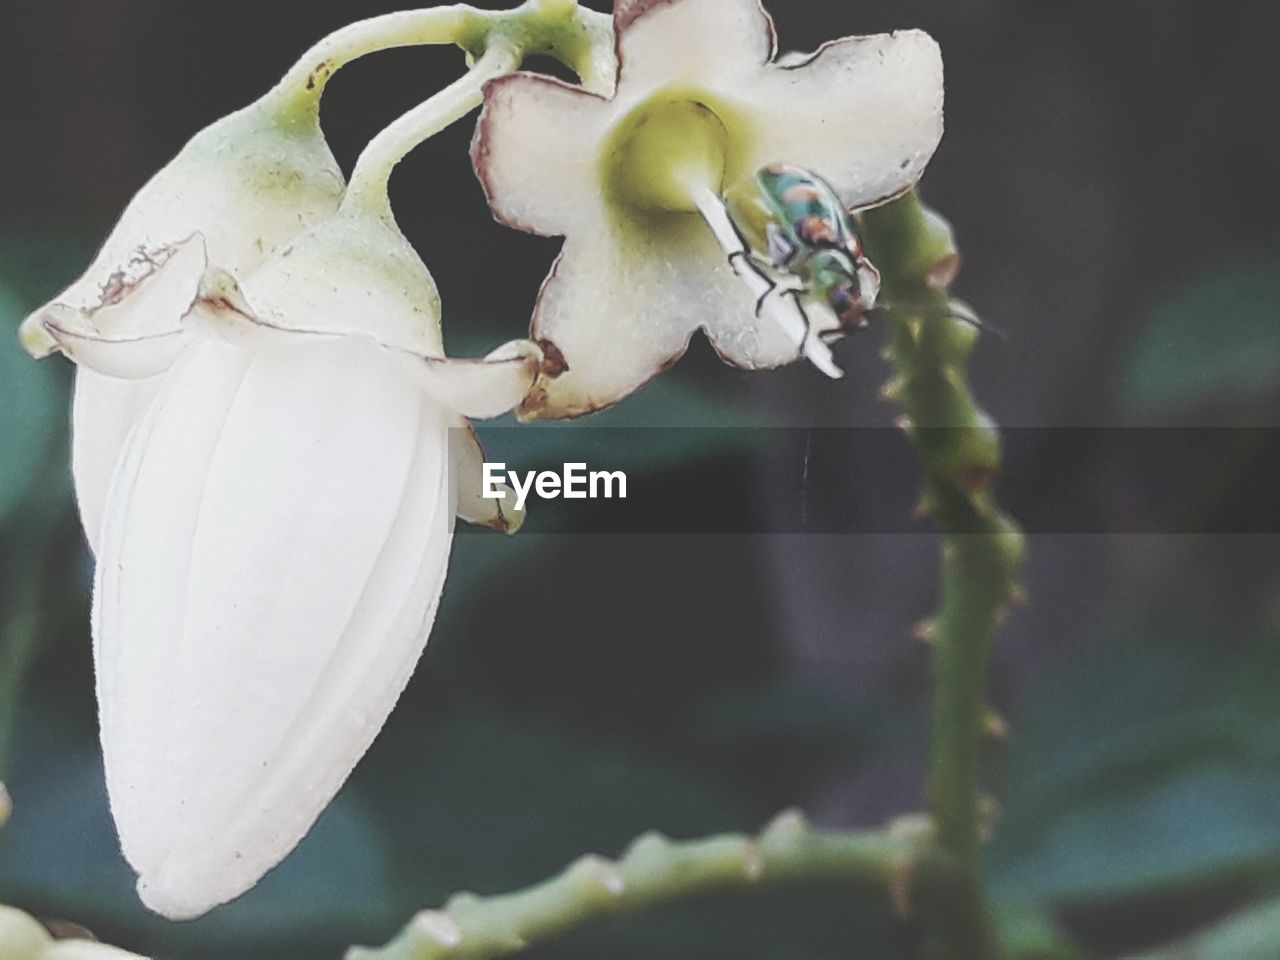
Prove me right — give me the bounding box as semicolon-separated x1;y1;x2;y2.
860;191;1026;960
345;813;927;960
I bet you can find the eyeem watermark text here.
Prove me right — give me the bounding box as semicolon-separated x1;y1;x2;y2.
482;463;628;511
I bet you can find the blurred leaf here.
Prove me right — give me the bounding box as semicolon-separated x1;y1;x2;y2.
0;284;62;527
355;712;756;903
520;880;911;960
1144;898;1280;959
996;904;1086;960
990;632;1280;906
0;720;397;957
453;374;767;617
697;681;894;747
354;717;908;960
1124;254;1280;412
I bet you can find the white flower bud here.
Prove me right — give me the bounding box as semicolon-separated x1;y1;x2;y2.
41;202;538;919
21;93;345;552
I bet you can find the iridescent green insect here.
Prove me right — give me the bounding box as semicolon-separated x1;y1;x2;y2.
724;162;882;335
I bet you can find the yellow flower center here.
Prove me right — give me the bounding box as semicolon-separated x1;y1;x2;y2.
602;94;737;214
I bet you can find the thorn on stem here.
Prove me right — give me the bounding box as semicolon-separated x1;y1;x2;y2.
625;830;671;864
912;619;939;645
742;840;765;881
761;809;809;847
445;891;481;914
983;710;1009;740
574;854;626;897
412;911;463;950
977;795;1001;842
888;862;915;920
886;813;933;840
879;378;905;403
927;253;961;291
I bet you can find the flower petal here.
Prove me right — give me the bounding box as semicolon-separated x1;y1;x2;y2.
43;315;192;380
192;264;540;420
520;225;693;418
472;73;612;237
189;209;448;360
614;0;776;90
97;337;452;919
450;422;525;533
72;369;163;555
25;96;342;344
403;340;543;420
34;235;208;377
521;212;801;418
96;341;254;884
744;30;945;210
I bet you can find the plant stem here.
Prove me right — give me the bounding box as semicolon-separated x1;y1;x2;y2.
337;0;615;217
343;39;522;218
860;191;1025;958
346;813;927;960
272;6;489;119
266;0;614;138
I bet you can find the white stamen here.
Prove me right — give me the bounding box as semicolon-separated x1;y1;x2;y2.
692;186;844;380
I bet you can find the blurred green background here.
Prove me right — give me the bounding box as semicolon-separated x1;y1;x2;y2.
2;1;1280;957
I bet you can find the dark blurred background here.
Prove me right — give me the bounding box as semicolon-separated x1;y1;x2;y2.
2;1;1279;957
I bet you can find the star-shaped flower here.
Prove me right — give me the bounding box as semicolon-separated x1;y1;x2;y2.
472;0;944;418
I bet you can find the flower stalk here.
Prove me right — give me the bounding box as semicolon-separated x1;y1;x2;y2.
860;190;1026;958
273;7;489;119
270;0;614;128
343;39;522;217
324;0;616;216
346;812;927;960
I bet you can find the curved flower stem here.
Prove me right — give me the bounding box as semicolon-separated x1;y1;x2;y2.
345;813;927;960
860;191;1026;959
343;38;522;218
272;6;489;118
267;0;615;138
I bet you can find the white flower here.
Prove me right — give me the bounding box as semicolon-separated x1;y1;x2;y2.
34;203;539;920
20;95;345;553
472;0;944;418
